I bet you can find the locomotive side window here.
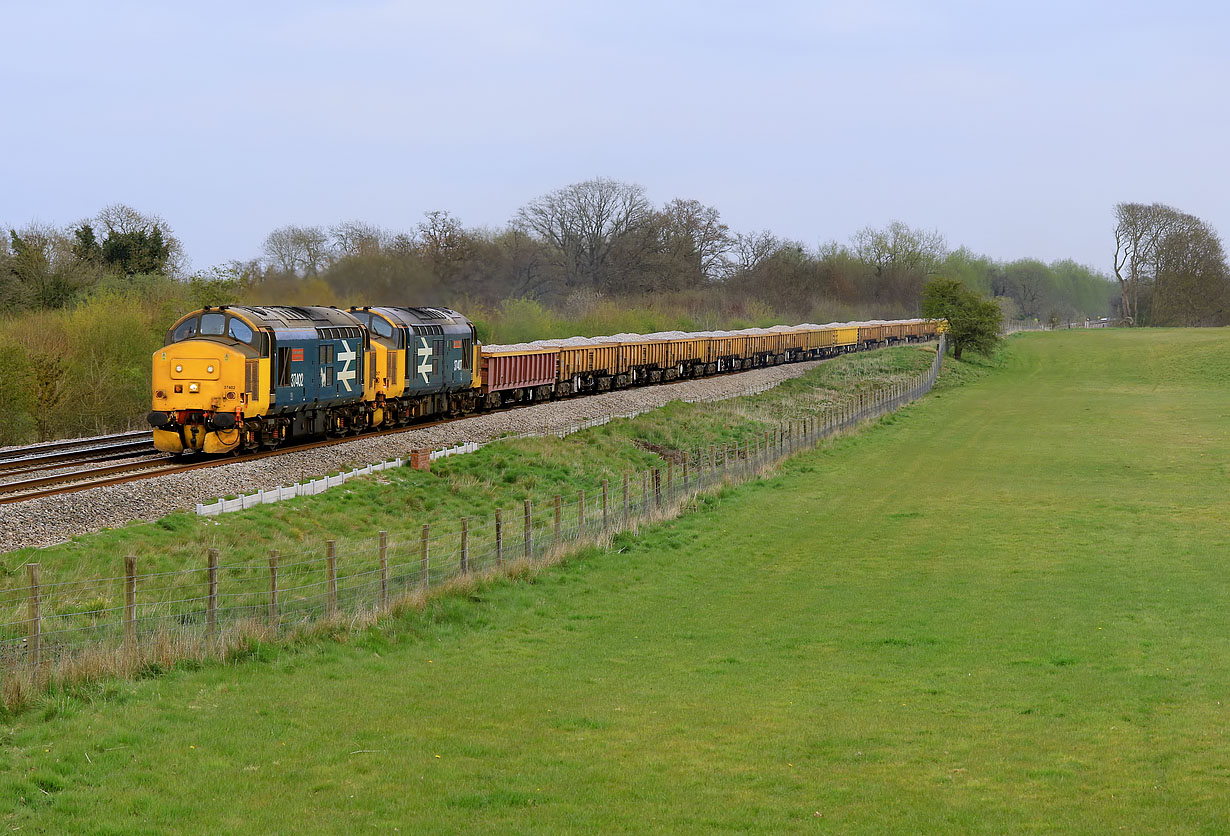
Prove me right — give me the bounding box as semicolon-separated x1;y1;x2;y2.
461;339;471;369
277;347;292;386
172;317;198;342
228;317;254;345
200;313;226;336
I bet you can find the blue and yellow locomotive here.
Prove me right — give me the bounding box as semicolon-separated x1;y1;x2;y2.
148;305;479;454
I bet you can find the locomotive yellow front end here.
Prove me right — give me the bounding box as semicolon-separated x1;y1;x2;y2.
148;309;266;455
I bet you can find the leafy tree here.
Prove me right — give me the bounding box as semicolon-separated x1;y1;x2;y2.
101;225;171;275
921;278;1002;361
72;223;102;263
95;203;185;276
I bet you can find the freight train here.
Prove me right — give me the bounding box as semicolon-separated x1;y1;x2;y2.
147;306;941;455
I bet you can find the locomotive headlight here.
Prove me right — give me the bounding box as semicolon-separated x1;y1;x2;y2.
189;382;200;393
175;364;183;373
206;365;215;374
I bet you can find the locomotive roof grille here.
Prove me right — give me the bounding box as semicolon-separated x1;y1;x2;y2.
407;307;451;320
317;326;362;339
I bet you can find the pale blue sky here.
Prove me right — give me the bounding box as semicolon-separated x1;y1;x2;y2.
2;0;1227;274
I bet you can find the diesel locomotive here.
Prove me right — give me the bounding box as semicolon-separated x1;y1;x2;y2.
148;307;940;455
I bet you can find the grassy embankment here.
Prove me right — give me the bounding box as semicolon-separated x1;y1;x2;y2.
5;329;1229;833
0;346;946;671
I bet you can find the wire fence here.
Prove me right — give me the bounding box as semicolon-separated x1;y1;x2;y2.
1;338;945;694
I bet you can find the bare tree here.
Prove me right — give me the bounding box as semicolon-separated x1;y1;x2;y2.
417;211;471;283
1003;259;1052;319
261;224;332;276
330;221;387;257
657;198;732;286
514;178;652;292
730;230;780;276
852;221;946;307
852;221;947;279
1113;202;1162;324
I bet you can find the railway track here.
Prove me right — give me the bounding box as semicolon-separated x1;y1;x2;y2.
0;417;461;505
0;430;153;467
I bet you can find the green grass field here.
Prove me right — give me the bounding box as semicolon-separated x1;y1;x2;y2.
3;329;1229;834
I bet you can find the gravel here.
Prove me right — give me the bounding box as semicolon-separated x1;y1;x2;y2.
484;319;927;352
0;359;830;553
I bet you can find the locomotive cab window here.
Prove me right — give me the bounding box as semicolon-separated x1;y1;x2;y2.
200;313;226;336
171;317;198;342
228;317;255;346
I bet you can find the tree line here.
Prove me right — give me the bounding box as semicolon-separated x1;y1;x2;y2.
0;180;1124;444
235;179;1114;325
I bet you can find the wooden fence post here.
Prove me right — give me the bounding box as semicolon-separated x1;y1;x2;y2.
421;524;430;590
495;509;504;568
26;563;39;666
667;461;674;501
622;473;630;519
554;495;562;542
326;540;338;617
601;480;609;529
653;469;662;509
207;549;219;641
460;518;469;574
682;458;689;492
523;500;533;559
642;471;650;512
378;531;389;610
124;555;137;646
268;550;279;626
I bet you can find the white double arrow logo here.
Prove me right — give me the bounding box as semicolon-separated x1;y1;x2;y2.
417;338;432;384
321;340;359;392
337;340;356;391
